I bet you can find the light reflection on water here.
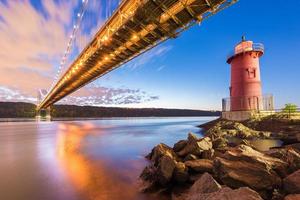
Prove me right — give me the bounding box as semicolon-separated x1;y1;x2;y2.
0;117;214;200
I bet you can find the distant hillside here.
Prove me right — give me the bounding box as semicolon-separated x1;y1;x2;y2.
0;102;221;118
0;102;36;118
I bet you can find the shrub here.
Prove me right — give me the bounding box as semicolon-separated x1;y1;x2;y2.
282;103;298;113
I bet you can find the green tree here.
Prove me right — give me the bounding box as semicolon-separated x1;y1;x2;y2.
283;103;298;113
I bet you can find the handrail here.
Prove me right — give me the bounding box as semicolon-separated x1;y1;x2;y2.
227;43;264;61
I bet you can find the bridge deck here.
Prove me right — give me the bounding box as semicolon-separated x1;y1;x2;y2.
38;0;237;110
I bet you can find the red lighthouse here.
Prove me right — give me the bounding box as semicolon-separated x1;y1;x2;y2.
227;36;264;111
222;37;274;121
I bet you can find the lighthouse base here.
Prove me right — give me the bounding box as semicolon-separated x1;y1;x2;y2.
222;110;275;121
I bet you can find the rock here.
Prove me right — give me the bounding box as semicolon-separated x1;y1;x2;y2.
140;164;157;181
284;194;300;200
188;173;221;194
202;149;215;160
174;162;189;183
139;180;158;193
267;147;300;173
283;169;300;194
184;154;198;161
174;140;188;152
285;143;300;153
213;145;286;191
271;189;285;200
157;154;177;186
188;173;203;184
186;187;263;200
185;159;213;173
146;143;178;166
171;185;190;200
178;134;212;157
205;120;271;139
281;133;300;144
212;137;228;149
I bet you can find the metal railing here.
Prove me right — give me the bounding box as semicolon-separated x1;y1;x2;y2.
222;94;274;112
227;43;264;60
274;107;300;119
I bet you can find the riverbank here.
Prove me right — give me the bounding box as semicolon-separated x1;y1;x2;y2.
139;117;300;200
0;102;221;118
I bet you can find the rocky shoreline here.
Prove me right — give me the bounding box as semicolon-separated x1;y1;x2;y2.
139;118;300;200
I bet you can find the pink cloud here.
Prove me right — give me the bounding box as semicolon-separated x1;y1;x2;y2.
0;0;162;106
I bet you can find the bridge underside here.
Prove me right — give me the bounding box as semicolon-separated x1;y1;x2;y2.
38;0;237;110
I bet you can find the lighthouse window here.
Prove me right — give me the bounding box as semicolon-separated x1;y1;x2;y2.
246;68;256;78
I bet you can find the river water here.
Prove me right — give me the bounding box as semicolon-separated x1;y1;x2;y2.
0;117;217;200
0;117;282;200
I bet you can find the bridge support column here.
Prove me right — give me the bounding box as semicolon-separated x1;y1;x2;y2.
36;107;51;121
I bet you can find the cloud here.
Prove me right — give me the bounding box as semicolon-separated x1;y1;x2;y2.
59;86;159;106
157;65;166;71
0;86;36;102
0;0;160;106
0;0;74;99
125;45;172;70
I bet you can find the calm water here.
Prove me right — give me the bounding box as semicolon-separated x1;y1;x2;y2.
0;117;216;200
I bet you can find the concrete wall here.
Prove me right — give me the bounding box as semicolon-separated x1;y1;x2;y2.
222;110;274;121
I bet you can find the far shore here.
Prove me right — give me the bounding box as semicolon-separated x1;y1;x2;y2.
0;116;219;123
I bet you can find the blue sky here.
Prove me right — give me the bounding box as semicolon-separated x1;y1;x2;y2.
0;0;299;110
98;0;300;109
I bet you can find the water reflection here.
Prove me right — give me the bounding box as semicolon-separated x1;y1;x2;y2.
56;123;159;200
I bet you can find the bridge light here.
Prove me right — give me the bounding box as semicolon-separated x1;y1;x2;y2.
161;13;168;20
102;35;108;41
132;34;138;41
105;56;109;60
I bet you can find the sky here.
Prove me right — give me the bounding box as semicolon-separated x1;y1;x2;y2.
0;0;299;110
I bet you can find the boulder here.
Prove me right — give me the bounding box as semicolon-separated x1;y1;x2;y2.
271;189;285;200
267;147;300;173
140;164;157;181
174;162;189;183
186;187;263;200
281;133;300;144
177;134;212;157
146;143;178;166
157;154;177;186
285;143;300;153
205;120;271;139
222;121;270;139
284;194;300;200
185;159;213;173
174;140;188;152
139;179;157;193
202;149;215;160
188;173;221;194
212;137;228;149
184;154;198;161
213;145;286;191
283;169;300;194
